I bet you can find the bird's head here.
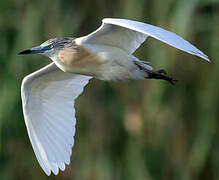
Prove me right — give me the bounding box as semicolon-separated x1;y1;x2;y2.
18;37;75;59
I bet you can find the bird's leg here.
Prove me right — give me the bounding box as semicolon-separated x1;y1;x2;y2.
134;62;177;85
146;69;177;85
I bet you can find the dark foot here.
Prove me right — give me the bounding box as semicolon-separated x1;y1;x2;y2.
147;69;177;85
134;62;177;85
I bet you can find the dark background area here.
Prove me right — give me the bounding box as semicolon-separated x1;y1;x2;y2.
0;0;218;179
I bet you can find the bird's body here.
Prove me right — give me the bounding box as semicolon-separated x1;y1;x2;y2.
18;18;210;176
53;40;148;81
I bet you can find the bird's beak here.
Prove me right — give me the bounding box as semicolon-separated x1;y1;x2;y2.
18;46;47;55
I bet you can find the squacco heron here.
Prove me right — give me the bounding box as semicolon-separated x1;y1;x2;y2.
18;18;210;175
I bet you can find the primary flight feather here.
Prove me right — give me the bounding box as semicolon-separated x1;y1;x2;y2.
19;18;210;175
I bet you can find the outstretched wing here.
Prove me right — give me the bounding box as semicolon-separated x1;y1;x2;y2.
78;18;209;61
21;63;92;175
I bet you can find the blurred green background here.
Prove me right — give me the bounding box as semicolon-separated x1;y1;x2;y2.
0;0;219;179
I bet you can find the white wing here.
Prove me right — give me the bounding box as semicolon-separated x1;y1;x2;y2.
79;18;209;61
21;63;92;175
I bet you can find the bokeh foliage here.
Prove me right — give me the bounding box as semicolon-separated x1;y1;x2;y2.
0;0;218;179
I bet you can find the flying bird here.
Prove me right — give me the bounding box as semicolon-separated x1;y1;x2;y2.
18;18;210;175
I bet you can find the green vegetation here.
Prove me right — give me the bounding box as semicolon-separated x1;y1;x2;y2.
0;0;218;179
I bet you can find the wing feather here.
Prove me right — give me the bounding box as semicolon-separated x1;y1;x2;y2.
21;63;92;175
78;21;147;54
79;18;209;61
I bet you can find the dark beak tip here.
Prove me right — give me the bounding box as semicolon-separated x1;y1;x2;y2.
18;49;31;55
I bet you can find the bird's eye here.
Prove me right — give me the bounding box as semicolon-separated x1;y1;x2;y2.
49;44;54;49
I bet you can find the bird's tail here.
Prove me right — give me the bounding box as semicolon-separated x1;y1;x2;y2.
134;61;177;85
